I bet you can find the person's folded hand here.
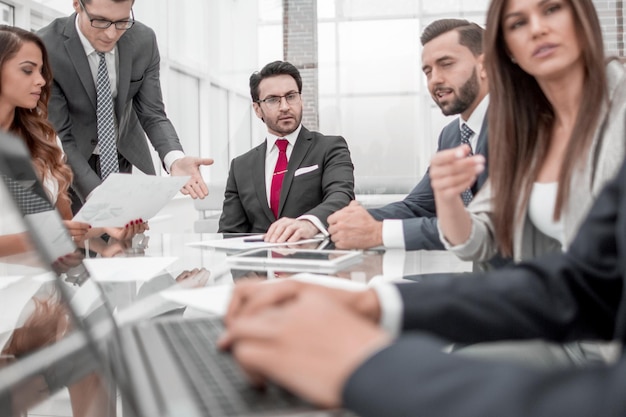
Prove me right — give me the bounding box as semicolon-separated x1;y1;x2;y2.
223;279;382;327
219;291;391;408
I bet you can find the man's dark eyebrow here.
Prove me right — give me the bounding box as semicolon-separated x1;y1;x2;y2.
432;56;455;67
422;55;454;71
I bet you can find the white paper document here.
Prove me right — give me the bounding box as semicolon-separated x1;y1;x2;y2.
0;275;25;291
160;272;366;316
187;234;327;251
161;284;234;316
83;256;178;282
73;173;189;227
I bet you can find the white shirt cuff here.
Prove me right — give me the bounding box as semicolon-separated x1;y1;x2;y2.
371;282;403;337
163;150;186;173
297;214;329;237
381;219;406;249
382;250;406;278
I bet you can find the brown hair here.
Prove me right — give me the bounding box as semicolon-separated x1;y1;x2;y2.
249;60;302;102
484;0;607;256
420;18;484;56
2;297;69;358
0;25;73;218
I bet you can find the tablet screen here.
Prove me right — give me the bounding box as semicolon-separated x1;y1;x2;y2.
226;248;362;272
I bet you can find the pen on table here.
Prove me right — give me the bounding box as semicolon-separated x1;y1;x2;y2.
243;237;266;243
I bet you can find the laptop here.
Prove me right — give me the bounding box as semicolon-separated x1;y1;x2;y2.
0;132;347;416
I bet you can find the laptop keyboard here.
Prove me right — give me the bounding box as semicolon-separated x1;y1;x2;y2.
155;317;311;416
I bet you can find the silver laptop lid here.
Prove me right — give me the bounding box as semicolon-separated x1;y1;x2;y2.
0;131;125;415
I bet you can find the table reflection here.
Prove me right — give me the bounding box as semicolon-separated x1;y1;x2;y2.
1;231;472;416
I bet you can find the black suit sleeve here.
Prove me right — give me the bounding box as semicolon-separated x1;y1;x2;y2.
302;136;354;226
218;159;251;233
341;161;626;417
344;334;626;417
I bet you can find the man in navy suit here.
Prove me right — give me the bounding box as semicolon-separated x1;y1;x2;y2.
220;156;626;417
218;61;354;242
328;19;489;251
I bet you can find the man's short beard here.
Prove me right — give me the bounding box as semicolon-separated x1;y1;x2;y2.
440;68;480;116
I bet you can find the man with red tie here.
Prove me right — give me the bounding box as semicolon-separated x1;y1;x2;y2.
218;61;354;242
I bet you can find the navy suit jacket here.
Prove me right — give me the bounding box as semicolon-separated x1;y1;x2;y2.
343;158;626;417
218;127;354;233
38;15;183;201
368;117;489;250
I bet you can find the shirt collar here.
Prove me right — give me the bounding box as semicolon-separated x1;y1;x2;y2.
74;14;116;58
459;94;489;135
267;124;303;150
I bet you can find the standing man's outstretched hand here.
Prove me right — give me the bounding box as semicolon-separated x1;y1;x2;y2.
172;156;214;199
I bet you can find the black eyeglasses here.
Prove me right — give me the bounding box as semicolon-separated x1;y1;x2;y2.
78;0;135;30
256;92;301;108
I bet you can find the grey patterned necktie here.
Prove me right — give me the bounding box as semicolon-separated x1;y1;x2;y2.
460;123;474;206
96;52;119;180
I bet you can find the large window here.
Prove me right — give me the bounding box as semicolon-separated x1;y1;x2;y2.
0;2;14;25
317;0;487;182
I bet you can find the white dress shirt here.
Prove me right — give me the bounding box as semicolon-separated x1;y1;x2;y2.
381;95;490;249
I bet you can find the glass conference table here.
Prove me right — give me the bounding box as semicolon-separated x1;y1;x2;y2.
0;232;472;416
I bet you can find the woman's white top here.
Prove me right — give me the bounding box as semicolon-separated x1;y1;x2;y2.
528;182;565;247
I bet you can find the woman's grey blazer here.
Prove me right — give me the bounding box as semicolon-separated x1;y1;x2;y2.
441;59;626;262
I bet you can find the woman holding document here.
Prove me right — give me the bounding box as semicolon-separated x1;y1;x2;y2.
0;25;145;256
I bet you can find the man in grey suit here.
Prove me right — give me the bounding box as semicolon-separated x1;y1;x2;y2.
218;61;354;242
328;19;489;251
38;0;213;210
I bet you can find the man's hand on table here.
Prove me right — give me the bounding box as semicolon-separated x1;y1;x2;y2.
218;290;391;408
264;218;319;243
328;201;383;249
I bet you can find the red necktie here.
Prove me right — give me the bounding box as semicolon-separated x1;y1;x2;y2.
270;139;289;219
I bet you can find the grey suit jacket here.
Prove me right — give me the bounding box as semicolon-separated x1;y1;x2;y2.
343;159;626;416
38;15;183;201
218;127;354;233
368;117;489;250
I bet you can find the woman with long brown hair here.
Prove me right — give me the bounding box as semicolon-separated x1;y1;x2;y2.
0;25;85;246
430;0;626;263
0;25;146;256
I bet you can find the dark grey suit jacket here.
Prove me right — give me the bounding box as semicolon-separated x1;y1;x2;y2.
38;15;183;201
218;127;354;233
343;158;626;417
368;117;489;250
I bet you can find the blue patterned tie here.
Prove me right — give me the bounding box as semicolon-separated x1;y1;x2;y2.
96;52;118;180
460;123;474;206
